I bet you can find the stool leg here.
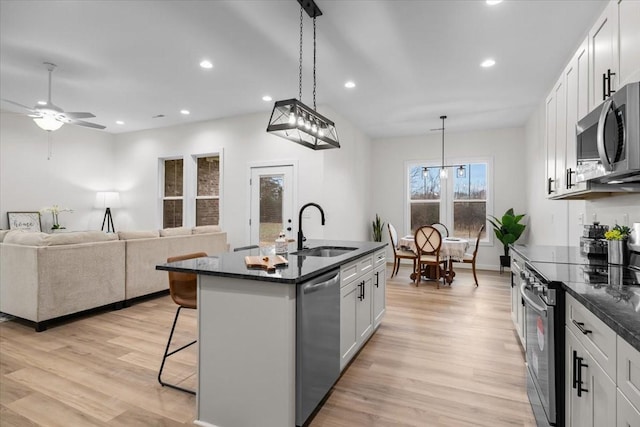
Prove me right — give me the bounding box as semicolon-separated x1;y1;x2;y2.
158;306;197;395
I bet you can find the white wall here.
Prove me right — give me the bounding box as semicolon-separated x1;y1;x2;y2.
370;127;527;270
113;107;373;249
0;111;116;231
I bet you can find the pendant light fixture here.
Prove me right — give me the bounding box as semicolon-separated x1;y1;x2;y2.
422;115;466;179
266;0;340;150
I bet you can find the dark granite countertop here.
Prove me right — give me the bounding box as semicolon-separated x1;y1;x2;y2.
156;239;387;284
511;244;640;352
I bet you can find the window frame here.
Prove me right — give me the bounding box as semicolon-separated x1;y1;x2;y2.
159;156;185;229
404;157;493;245
190;151;224;228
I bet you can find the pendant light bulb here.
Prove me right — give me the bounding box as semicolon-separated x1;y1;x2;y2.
422;167;428;178
311;122;318;133
297;115;305;127
288;111;296;125
305;119;311;130
440;168;448;179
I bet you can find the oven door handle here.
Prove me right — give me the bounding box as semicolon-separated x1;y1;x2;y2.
520;283;547;316
596;98;614;172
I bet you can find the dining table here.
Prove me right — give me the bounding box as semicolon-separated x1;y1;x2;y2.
398;235;469;284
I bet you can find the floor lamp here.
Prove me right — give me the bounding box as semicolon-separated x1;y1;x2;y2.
95;191;121;233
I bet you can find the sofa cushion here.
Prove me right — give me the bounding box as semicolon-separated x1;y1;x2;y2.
47;231;118;246
3;231;50;246
192;225;222;234
118;230;160;240
160;227;192;237
0;229;12;242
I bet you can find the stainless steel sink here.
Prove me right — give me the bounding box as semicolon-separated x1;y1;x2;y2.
293;246;358;257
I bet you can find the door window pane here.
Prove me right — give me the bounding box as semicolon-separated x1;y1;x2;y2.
259;175;283;244
196;199;219;226
163;199;183;228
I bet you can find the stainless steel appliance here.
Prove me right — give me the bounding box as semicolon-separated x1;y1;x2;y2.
296;269;340;426
630;222;640;270
576;81;640;184
520;264;564;427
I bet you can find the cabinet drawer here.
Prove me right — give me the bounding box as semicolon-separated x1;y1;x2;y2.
618;336;640;412
358;255;373;275
374;249;386;266
340;260;359;287
617;389;640;427
566;294;616;380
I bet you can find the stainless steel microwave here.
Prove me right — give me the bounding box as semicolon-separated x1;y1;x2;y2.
576;81;640;184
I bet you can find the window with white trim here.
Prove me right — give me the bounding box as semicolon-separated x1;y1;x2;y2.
162;158;183;228
195;155;220;226
407;160;490;241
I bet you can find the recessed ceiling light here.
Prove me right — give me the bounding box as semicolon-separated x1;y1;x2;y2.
262;95;272;102
486;0;503;5
180;109;190;115
344;81;356;89
37;100;47;105
200;60;213;69
116;120;125;125
481;59;496;68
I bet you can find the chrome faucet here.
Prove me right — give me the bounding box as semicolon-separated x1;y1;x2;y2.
297;203;325;250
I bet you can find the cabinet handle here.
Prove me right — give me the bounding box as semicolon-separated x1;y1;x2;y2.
374;271;379;288
572;319;592;335
572;350;579;390
602;72;607;101
362;280;366;299
576;356;589;397
566;168;576;189
606;69;616;97
357;281;363;301
547;177;555;194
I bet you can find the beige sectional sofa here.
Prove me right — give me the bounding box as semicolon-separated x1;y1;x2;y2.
0;226;227;331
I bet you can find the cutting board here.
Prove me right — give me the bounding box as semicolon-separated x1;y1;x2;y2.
244;255;288;272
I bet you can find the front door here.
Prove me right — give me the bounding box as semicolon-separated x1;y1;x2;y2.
250;165;295;246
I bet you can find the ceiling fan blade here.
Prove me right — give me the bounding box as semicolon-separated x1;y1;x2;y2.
1;98;36;112
64;112;96;119
68;118;106;130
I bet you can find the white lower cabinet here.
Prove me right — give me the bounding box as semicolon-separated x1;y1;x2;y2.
565;327;617;427
339;249;386;371
510;254;525;348
565;294;640;427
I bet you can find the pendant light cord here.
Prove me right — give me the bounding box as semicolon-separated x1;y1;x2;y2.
298;6;304;101
441;116;445;168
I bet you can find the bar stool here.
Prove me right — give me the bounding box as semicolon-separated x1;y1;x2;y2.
158;252;207;395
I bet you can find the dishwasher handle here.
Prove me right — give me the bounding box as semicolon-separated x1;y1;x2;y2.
302;272;340;295
520;283;548;316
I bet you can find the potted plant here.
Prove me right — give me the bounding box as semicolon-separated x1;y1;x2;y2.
604;224;631;265
372;214;384;242
488;208;526;267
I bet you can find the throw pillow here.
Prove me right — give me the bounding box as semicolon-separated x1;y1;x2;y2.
118;230;160;240
159;227;192;237
192;225;222;234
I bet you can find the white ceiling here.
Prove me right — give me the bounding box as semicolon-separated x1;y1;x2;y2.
0;0;607;138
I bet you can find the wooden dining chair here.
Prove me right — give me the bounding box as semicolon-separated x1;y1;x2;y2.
387;223;417;278
431;222;449;238
414;225;448;288
454;224;485;286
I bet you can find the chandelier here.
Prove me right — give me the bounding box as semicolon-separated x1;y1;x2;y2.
423;115;466;179
266;0;340;150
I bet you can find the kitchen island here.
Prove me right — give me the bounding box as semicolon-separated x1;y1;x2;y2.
157;239;387;427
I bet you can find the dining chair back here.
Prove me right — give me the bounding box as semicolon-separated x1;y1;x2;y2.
431;222;449;238
158;251;207;395
388;223;417;277
413;225;447;288
453;224;485;286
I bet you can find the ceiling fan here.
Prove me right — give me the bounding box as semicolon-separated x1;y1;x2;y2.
1;62;106;131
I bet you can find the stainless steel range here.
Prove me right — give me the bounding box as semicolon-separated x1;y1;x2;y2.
520;263;565;427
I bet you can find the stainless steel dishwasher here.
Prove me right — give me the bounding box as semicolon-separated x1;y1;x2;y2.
296;269;340;426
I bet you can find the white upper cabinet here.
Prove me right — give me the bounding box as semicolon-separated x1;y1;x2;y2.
589;1;618;110
617;0;640;87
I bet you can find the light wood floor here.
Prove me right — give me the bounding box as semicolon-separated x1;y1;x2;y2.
0;265;535;426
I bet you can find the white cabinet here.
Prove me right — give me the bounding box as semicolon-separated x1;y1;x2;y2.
340;251;385;371
618;0;640;87
565;294;640;426
510;254;525;348
372;249;386;329
589;0;619;109
565;327;617;427
545;80;560;197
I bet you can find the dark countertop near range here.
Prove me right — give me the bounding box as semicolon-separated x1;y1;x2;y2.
511;244;640;352
156;239;387;285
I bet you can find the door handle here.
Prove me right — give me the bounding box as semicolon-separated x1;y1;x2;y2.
596;98;615;171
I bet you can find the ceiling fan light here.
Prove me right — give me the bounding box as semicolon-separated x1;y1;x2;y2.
33;116;63;131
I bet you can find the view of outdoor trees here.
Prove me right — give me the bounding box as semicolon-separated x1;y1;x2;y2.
259;175;284;243
408;163;487;239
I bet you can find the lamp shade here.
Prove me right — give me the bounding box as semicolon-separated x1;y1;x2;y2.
33;116;64;131
94;191;121;209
